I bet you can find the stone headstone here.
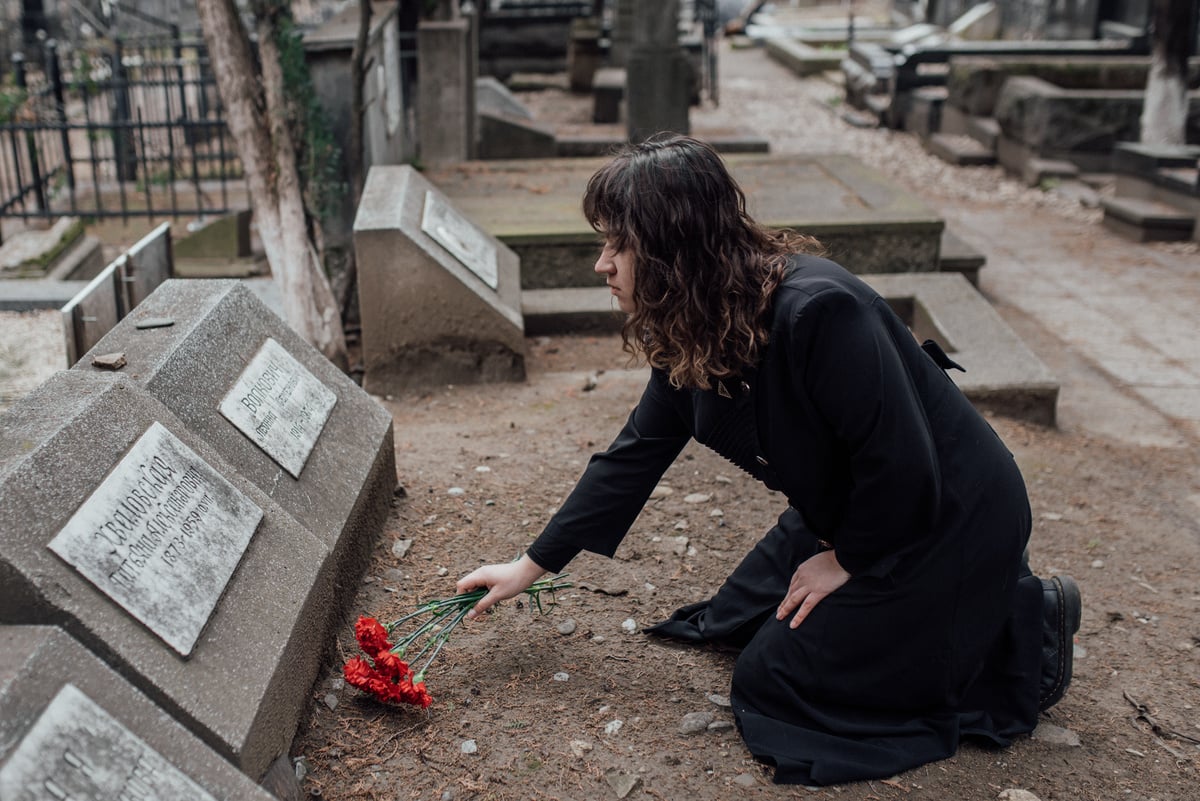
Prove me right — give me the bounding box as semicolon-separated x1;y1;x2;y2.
354;164;525;392
0;626;276;800
117;222;174;311
417;18;476;164
626;0;691;142
60;260;124;366
59;224;175;366
0;371;336;778
72;279;396;597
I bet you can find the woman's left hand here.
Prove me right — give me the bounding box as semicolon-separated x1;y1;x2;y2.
776;550;850;629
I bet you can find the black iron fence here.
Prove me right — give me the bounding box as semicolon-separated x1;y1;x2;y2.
0;35;244;227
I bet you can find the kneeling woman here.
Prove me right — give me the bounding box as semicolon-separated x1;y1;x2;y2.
457;135;1080;785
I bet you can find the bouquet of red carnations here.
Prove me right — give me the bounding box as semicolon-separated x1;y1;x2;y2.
343;574;571;708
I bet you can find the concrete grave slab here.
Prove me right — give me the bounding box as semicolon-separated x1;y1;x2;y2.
521;274;1057;425
864;272;1059;425
423;153;945;289
0;371;336;778
354;164;526;392
0;626;276;800
71;279;396;598
60;259;124;366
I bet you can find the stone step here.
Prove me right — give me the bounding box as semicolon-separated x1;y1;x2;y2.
966;116;1000;151
521;273;1059;425
924;132;997;166
1100;196;1196;242
938;228;986;286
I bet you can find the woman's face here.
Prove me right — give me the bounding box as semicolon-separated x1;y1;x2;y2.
594;239;637;313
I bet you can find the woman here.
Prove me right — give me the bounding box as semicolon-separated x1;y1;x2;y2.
457;135;1080;785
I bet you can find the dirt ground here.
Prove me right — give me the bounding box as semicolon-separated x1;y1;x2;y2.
290;327;1200;801
290;28;1200;801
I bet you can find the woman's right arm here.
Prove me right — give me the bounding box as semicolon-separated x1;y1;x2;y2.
459;370;690;615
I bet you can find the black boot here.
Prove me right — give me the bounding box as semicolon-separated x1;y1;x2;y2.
1038;575;1082;711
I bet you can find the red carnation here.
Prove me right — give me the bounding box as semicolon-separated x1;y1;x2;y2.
354;616;392;657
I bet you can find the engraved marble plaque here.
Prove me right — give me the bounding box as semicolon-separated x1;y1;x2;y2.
218;337;338;478
421;190;499;290
0;684;218;801
47;422;263;656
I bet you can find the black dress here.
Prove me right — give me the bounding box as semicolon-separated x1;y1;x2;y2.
527;255;1043;785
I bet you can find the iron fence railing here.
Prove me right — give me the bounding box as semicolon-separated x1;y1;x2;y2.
0;35;244;227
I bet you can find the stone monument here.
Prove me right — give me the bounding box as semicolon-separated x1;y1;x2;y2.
626;0;691;142
71;279;397;597
0;370;335;779
0;625;277;799
354;164;526;392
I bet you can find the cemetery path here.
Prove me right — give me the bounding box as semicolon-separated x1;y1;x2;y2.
294;337;1200;801
308;31;1200;801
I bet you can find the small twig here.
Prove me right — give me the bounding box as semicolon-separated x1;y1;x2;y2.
1123;690;1200;745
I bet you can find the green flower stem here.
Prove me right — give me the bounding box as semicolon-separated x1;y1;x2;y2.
385;574;572;664
415;605;472;681
392;605;459;652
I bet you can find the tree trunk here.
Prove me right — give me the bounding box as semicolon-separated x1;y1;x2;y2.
195;0;348;369
1140;0;1195;146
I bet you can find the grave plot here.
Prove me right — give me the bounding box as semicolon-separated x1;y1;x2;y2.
0;625;277;800
0;371;336;779
354;164;526;393
70;279;397;600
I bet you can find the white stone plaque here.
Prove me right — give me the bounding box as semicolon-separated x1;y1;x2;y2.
0;684;218;801
48;421;263;656
218;337;337;478
421;190;499;290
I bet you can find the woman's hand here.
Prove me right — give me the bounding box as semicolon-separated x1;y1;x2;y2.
776;550;850;629
456;554;547;620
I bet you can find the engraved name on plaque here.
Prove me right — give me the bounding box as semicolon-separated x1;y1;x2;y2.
219;337;337;479
420;190;500;290
0;684;219;801
48;421;263;656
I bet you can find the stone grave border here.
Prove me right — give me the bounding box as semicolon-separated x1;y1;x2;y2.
523;272;1058;425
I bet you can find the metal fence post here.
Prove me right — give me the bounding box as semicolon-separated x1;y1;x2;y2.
45;38;76;203
13;51;46;212
110;37;137;182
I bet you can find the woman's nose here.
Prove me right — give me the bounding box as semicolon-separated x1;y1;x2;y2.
594;251;612;274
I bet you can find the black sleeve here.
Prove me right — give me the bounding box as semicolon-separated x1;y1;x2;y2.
790;290;941;577
527;370;691;573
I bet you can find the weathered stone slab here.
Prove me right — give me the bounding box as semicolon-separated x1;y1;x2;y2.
864;273;1059;425
0;626;276;800
424;153;944;290
58;224;175;366
72;279;395;597
0;371;336;778
60;260;124;366
765;37;846;77
946;55;1183;117
995;75;1200;170
519;273;1058;424
47;420;263;656
354;164;526;391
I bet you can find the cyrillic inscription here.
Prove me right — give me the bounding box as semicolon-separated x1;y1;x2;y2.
0;684;219;801
219;337;337;478
48;421;262;656
421;190;500;290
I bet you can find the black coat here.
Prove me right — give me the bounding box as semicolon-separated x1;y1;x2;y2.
527;255;1042;785
529;254;1028;581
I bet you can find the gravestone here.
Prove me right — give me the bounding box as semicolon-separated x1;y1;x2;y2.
72;278;396;598
354;164;525;392
60;223;174;365
0;625;277;800
417;18;476;164
0;370;335;779
626;0;691;142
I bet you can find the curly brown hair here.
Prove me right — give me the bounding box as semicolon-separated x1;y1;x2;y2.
583;135;822;390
